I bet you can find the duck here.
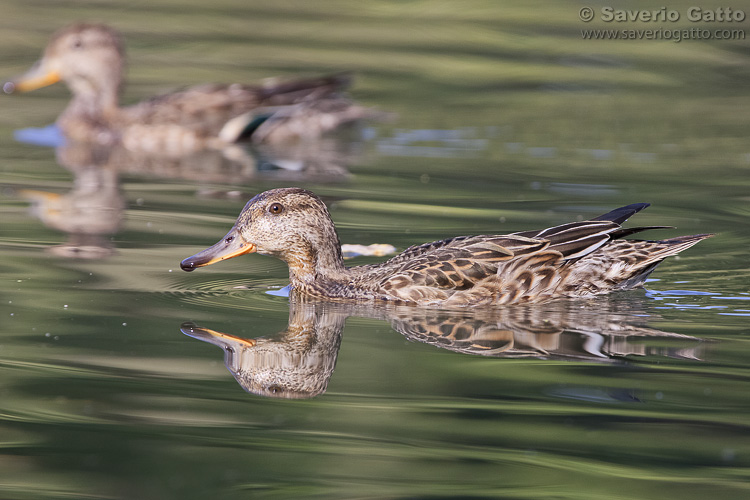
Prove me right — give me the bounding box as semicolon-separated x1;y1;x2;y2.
4;23;373;152
180;188;713;306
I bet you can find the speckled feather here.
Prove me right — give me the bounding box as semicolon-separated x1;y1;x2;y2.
180;188;713;306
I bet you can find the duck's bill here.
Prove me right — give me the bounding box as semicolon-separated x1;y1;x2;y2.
180;322;256;347
4;60;61;94
180;230;256;272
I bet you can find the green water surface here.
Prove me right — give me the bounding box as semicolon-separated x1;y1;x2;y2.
0;1;749;499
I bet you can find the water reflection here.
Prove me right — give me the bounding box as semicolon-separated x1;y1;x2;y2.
15;125;360;182
181;302;345;399
182;295;705;399
20;148;124;259
376;127;491;158
12;134;361;258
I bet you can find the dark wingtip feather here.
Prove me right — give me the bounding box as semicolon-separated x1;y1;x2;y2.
592;203;650;224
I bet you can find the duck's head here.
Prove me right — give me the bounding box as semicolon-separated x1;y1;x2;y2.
4;23;124;104
180;188;344;279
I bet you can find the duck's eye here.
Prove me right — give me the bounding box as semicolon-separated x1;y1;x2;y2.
268;203;284;215
71;37;83;49
268;384;282;394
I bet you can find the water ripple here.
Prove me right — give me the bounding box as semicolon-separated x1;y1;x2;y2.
166;276;289;312
646;288;750;317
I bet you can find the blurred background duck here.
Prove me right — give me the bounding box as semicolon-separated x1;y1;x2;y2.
5;23;380;152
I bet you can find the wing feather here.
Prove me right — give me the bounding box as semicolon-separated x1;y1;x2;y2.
514;220;618;260
376;235;550;300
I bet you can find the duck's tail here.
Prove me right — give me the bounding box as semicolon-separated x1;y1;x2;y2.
220;73;369;143
647;233;715;259
565;233;714;294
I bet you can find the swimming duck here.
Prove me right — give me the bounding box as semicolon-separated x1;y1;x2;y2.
4;23;369;151
180;188;712;306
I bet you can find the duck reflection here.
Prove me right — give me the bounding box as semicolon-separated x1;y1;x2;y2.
181;296;704;399
182;301;345;399
56;134;357;184
20;146;124;259
13;131;363;258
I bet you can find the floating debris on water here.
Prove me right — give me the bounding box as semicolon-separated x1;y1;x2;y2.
341;243;397;259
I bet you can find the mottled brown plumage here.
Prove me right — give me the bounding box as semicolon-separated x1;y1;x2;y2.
5;23;369;151
180;188;712;306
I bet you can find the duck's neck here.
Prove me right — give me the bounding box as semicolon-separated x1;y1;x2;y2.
66;88;118;120
60;74;121;135
284;226;348;287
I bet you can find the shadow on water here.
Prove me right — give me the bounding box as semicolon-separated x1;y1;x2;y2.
181;294;707;399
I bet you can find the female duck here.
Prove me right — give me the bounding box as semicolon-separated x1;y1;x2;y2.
5;23;365;151
180;188;711;306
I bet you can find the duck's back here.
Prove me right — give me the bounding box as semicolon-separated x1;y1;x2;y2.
347;233;559;305
121;74;351;130
116;74;352;151
345;206;711;306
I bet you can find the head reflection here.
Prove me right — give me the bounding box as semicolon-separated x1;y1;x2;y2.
181;302;344;399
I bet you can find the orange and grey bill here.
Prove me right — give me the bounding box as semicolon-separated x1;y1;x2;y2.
180;229;256;272
180;322;257;347
4;62;61;94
